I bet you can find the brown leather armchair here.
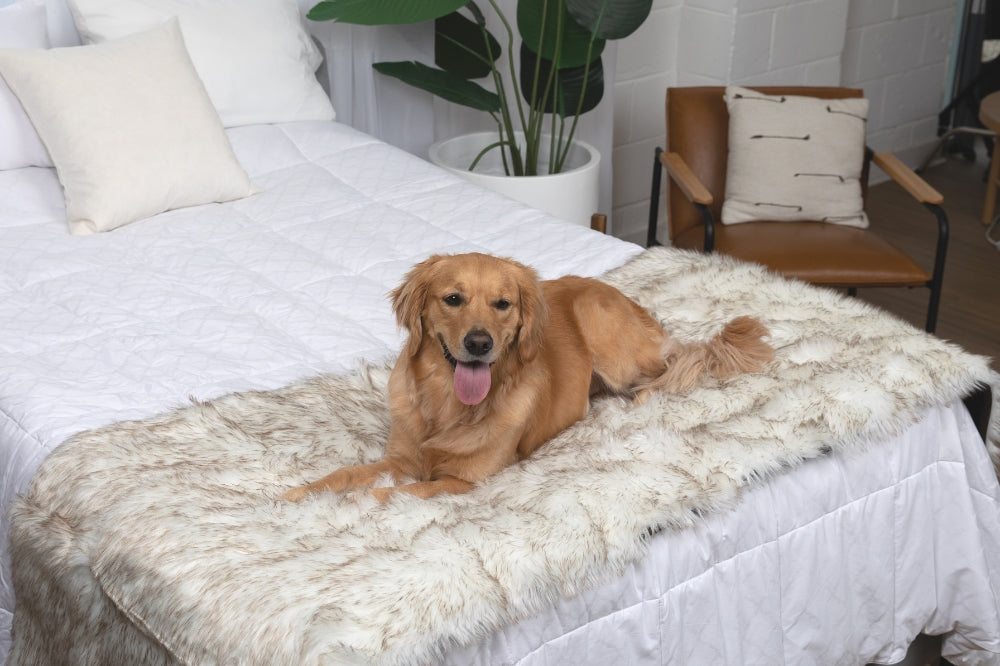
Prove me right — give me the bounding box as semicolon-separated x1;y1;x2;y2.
647;86;948;333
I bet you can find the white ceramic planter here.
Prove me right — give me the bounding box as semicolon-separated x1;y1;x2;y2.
428;131;600;228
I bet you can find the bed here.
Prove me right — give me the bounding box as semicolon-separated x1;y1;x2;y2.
2;0;1000;664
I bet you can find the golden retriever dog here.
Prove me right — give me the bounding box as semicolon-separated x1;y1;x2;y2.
283;252;773;503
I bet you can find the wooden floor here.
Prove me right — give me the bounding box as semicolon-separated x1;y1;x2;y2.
860;153;1000;368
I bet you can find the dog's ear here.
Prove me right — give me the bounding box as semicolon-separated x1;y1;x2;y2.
514;263;548;363
391;255;442;358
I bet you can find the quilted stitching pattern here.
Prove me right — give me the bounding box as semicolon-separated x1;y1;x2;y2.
0;120;640;639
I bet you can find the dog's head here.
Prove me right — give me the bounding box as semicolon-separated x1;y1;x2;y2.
390;253;547;405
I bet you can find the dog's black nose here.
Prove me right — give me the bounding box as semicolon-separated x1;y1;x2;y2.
463;330;493;357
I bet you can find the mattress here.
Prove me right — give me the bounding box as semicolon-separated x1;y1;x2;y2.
0;120;640;660
2;120;999;665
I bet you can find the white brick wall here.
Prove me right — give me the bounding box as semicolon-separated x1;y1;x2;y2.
843;1;957;166
611;0;960;245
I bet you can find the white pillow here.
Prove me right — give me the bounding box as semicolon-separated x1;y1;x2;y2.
722;86;870;229
0;0;52;169
67;0;335;127
0;19;256;234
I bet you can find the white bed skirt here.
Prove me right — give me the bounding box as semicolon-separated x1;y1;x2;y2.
447;401;1000;665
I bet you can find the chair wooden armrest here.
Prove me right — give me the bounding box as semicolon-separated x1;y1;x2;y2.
872;151;943;205
660;151;713;206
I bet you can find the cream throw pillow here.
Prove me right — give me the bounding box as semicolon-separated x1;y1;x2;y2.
67;0;335;127
0;19;255;234
721;86;870;229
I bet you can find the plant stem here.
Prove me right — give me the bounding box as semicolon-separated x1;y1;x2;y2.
553;112;568;174
524;0;550;175
484;0;527;175
530;0;565;175
548;107;559;174
469;138;515;171
487;53;522;174
555;2;606;172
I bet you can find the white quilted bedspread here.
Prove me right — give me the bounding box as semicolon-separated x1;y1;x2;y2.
0;121;641;656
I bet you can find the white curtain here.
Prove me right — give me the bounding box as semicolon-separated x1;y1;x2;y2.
305;1;616;224
306;18;436;157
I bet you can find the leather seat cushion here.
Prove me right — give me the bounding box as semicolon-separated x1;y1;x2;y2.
673;221;930;288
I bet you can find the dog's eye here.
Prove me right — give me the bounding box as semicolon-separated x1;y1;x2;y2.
494;299;511;311
443;293;463;307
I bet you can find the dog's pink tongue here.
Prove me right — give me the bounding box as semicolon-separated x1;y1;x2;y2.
454;361;491;405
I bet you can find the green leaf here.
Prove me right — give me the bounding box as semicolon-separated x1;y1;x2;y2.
516;0;603;68
373;61;501;112
519;44;603;117
564;0;652;40
435;10;501;80
308;0;470;25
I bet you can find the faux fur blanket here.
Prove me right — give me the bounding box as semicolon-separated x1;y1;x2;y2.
10;248;999;666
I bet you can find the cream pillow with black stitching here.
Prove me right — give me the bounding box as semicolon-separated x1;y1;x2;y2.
721;86;870;229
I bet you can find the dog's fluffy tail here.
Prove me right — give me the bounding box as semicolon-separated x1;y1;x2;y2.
637;316;774;399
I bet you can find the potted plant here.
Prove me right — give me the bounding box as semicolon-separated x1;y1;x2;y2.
307;0;652;224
